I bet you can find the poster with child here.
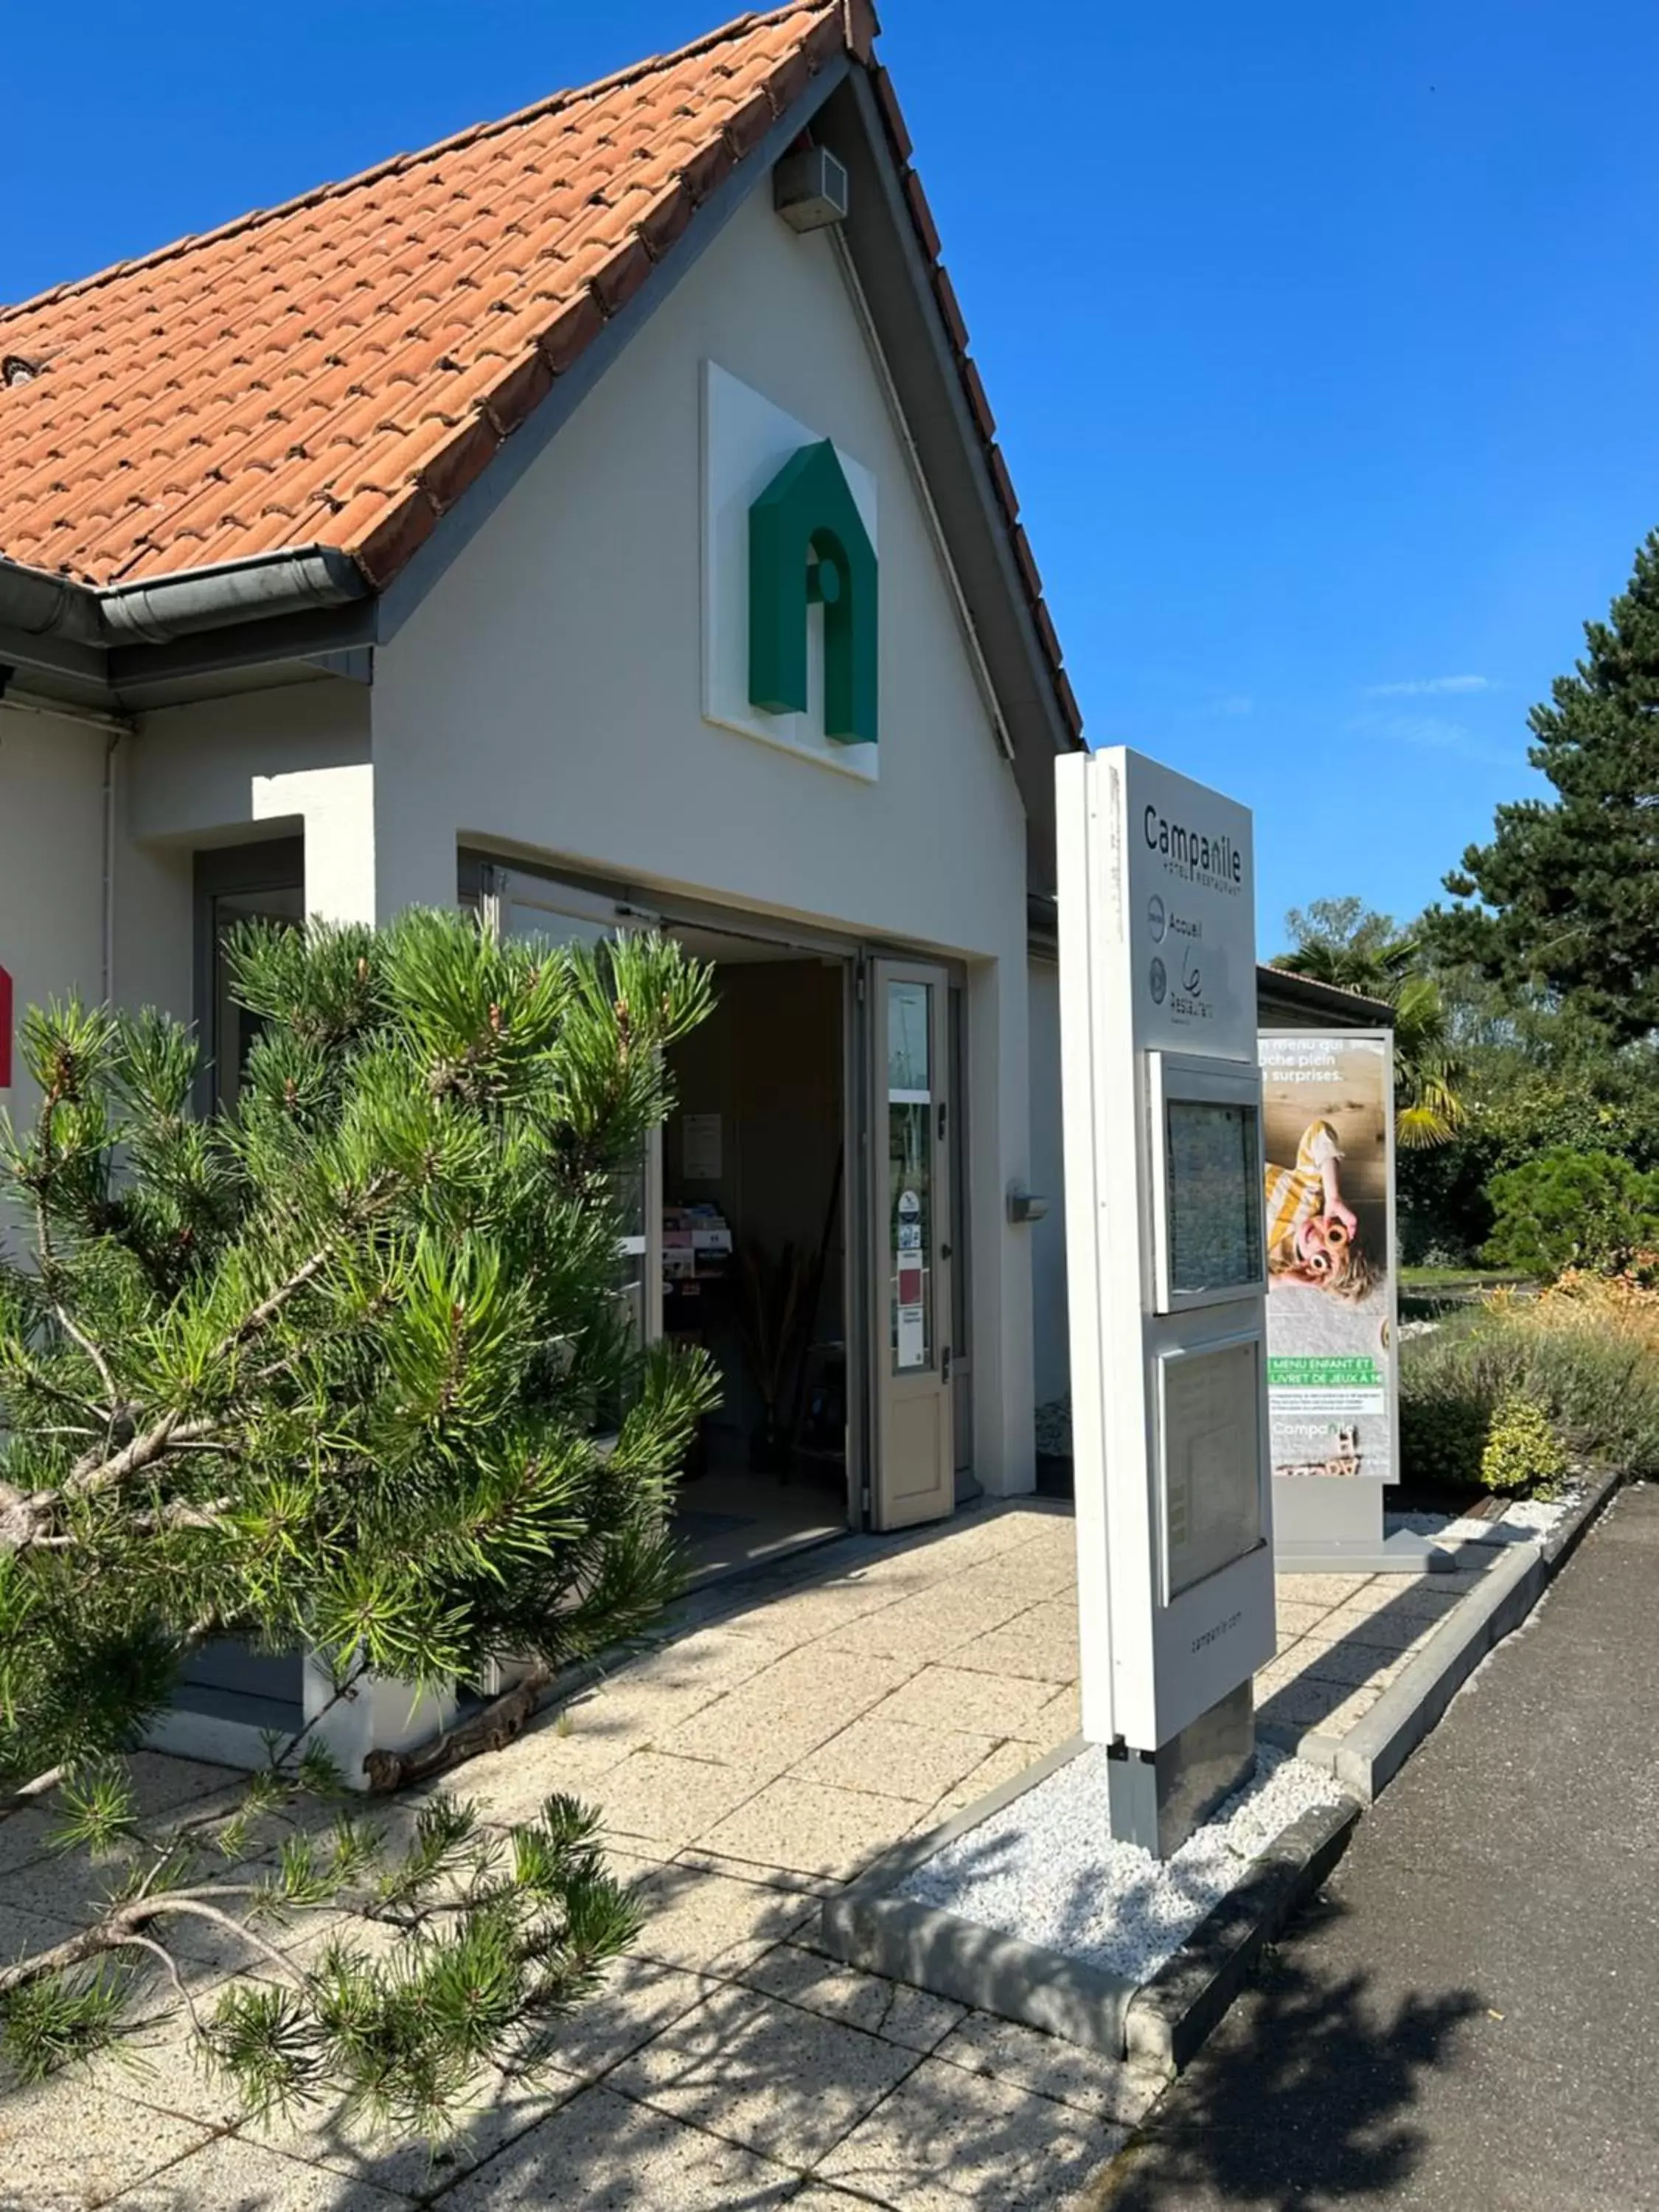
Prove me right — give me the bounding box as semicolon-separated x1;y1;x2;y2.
1259;1032;1397;1481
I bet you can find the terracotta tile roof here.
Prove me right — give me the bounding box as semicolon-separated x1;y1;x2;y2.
0;0;1079;734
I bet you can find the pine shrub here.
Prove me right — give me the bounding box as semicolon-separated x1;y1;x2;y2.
0;909;717;2138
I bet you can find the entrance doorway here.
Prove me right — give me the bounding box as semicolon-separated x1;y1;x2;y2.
464;855;967;1579
660;926;852;1579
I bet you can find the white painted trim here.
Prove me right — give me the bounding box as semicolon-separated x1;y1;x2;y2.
829;230;1015;767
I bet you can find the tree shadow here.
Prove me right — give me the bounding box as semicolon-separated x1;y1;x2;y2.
86;1882;1485;2212
1099;1888;1486;2210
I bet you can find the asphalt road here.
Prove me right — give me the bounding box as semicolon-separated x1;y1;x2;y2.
1097;1486;1659;2211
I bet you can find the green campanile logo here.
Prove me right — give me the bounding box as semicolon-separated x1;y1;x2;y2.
747;440;877;746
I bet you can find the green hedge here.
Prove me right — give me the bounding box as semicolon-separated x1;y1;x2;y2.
1400;1301;1659;1491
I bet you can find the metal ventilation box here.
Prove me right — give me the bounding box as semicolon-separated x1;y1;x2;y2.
773;145;850;232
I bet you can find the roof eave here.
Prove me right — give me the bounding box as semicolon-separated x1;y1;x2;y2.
0;544;370;701
1257;965;1396;1028
827;69;1077;895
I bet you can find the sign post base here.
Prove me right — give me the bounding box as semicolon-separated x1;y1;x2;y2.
1273;1475;1454;1573
1106;1682;1256;1859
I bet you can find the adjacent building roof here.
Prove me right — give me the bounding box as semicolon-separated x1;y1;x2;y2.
0;1;1079;740
1256;964;1395;1029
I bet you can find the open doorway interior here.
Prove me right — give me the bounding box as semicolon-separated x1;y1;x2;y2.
661;926;852;1580
173;846;308;1744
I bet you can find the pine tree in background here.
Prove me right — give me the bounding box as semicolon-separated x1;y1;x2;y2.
1433;527;1659;1045
0;910;716;2136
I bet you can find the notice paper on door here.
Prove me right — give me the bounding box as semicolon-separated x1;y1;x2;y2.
897;1307;926;1368
681;1113;722;1181
896;1248;926;1368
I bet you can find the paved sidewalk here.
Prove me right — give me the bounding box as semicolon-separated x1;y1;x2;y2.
1;1500;1494;2210
1091;1484;1659;2212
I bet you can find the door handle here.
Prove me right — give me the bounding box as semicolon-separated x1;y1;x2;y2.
939;1242;953;1261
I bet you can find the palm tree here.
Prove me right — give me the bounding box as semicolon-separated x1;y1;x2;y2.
1273;902;1466;1149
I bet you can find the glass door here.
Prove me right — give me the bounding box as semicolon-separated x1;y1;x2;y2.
488;869;663;1347
868;959;954;1529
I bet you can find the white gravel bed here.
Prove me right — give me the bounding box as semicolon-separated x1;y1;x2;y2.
897;1746;1348;1988
1386;1484;1582;1550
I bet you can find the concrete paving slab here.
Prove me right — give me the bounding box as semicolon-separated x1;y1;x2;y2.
604;1980;919;2166
943;1599;1080;1683
816;2051;1122;2208
697;1773;923;1881
739;1940;967;2051
538;1952;715;2083
933;2010;1162;2122
587;1746;767;1848
614;1849;818;1976
0;2078;212;2211
661;1645;910;1770
427;2082;802;2208
250;2068;580;2200
108;2135;417;2209
794;1712;1004;1805
871;1662;1062;1738
928;1737;1043;1820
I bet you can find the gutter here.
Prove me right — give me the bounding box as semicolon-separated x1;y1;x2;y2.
0;544;368;655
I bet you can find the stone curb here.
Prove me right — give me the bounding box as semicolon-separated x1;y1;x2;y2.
1273;1464;1627;1804
818;1736;1361;2074
818;1738;1146;2052
822;1885;1138;2058
1539;1460;1625;1571
1122;1795;1359;2073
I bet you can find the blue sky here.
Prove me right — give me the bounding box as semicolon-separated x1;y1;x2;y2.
9;1;1659;950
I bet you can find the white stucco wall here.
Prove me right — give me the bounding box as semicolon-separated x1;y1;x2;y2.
130;680;370;852
119;675;375;1006
373;186;1037;1492
0;706;108;1120
1028;950;1069;1413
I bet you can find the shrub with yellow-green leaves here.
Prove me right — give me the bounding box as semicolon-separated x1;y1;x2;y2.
1478;1392;1569;1497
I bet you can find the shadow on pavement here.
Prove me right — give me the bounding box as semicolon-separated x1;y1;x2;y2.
1095;1889;1486;2211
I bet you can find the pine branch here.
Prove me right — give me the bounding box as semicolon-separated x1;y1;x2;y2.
122;1933;206;2038
0;1890;298;2003
30;1087;121;1433
65;1413;221;1499
0;918;717;2138
0;1765;68;1823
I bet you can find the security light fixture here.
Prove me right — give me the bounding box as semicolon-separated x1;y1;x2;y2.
773;145;849;233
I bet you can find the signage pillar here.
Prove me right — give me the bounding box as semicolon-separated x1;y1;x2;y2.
1057;748;1276;1858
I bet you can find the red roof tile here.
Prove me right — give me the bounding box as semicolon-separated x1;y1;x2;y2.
0;1;1078;734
